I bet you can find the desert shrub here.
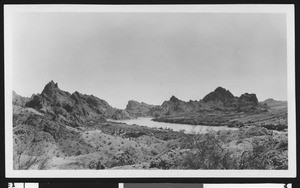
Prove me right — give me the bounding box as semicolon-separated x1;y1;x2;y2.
151;149;159;156
262;123;287;131
238;136;288;169
88;160;105;170
106;146;139;167
149;158;173;169
275;138;288;150
181;133;231;169
238;126;270;139
75;150;81;156
179;132;241;169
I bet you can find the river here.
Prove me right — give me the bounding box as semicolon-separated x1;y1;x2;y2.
109;117;238;134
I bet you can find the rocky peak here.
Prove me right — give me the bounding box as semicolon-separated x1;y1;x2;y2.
202;87;234;103
214;86;227;93
42;80;60;98
170;95;180;103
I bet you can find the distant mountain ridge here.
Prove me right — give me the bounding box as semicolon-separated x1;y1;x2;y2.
147;86;267;118
262;98;287;108
13;91;31;106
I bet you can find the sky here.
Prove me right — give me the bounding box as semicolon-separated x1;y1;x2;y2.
10;11;287;109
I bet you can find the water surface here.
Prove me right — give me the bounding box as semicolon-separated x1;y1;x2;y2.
110;117;238;134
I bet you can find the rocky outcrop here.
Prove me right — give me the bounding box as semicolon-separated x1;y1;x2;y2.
125;100;154;117
111;109;131;120
160;95;196;115
25;81;117;126
202;87;235;103
201;87;265;112
239;93;258;106
150;87;268;121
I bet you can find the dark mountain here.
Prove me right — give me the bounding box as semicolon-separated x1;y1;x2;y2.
162;96;197;113
149;87;267;119
202;87;235;103
152;87;269;126
25;81;116;127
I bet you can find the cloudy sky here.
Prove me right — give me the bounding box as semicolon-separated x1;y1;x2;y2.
10;11;287;108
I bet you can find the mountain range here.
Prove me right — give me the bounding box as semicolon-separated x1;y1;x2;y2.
13;81;286;127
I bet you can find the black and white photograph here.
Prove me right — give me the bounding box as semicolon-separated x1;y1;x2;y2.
4;5;295;178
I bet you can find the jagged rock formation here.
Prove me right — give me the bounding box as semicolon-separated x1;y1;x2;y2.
151;87;269;126
111;109;131;120
201;87;263;111
149;87;267;119
202;87;235;103
25;81;116;127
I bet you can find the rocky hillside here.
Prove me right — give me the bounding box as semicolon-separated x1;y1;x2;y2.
202;87;266;112
149;87;268;118
24;81;117;127
151;87;273;127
